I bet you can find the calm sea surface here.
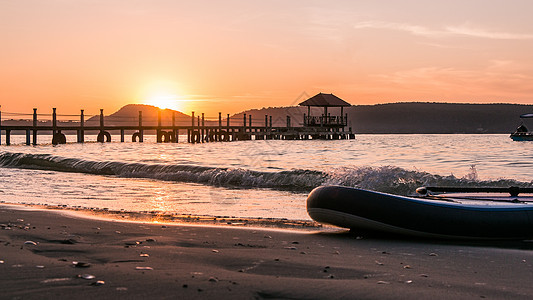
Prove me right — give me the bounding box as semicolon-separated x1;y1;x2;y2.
1;134;533;220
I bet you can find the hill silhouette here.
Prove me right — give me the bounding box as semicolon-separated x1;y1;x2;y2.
86;104;194;126
347;102;532;134
234;102;532;133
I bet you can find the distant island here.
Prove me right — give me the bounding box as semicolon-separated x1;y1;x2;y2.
238;102;532;134
2;102;532;134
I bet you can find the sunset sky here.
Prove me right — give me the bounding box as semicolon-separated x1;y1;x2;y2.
3;0;533;117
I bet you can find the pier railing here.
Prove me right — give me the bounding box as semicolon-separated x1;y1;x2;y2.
303;114;348;127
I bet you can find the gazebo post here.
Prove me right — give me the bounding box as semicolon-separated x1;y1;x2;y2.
307;106;310;126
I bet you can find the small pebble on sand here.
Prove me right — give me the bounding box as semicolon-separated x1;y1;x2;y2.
73;261;91;268
41;278;71;284
79;274;95;280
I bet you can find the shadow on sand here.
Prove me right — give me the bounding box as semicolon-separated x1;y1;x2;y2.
312;228;533;251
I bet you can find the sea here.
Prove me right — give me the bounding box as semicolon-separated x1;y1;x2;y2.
1;134;533;221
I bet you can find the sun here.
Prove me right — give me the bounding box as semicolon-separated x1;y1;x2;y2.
145;92;185;111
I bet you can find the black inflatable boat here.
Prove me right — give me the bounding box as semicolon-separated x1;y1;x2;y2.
307;186;533;239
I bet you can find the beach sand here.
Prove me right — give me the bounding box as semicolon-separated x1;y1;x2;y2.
1;204;533;299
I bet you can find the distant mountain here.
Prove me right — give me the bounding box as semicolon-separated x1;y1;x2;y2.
348;103;532;134
86;104;195;126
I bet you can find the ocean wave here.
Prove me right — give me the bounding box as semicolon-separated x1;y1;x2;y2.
0;152;325;191
1;151;530;194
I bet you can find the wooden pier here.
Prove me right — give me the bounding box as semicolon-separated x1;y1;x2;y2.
0;108;354;146
0;93;356;145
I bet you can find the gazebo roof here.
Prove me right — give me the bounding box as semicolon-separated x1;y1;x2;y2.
298;93;351;107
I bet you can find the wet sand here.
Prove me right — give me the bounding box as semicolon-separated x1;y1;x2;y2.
1;204;533;299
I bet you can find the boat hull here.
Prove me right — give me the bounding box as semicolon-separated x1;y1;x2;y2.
510;133;533;141
307;186;533;239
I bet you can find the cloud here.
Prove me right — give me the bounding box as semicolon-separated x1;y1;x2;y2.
445;24;533;40
354;21;533;40
353;21;446;37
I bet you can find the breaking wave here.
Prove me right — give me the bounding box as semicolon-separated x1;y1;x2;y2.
1;151;530;195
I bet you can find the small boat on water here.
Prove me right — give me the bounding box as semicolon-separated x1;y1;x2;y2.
307;186;533;239
510;113;533;141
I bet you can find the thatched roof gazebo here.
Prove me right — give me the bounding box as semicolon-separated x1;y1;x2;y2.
299;93;351;127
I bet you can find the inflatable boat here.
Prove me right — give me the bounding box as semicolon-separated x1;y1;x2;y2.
306;186;533;239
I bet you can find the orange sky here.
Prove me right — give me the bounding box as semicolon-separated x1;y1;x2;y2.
2;0;533;117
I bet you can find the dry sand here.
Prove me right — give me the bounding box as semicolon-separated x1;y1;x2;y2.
1;204;533;300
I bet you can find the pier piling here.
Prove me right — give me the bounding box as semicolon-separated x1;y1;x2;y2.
33;109;37;145
52;108;57;135
172;111;178;143
78;109;85;143
51;108;66;145
139;111;144;142
201;113;205;143
97;109;111;143
157;110;162;143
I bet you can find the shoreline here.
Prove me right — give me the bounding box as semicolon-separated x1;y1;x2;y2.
2;204;533;299
0;202;322;231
